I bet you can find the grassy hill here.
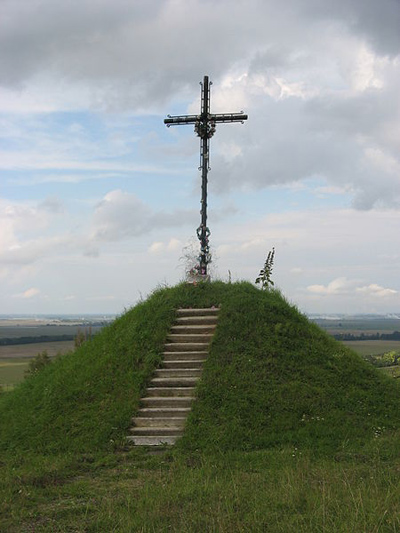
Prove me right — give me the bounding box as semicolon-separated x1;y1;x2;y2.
1;281;400;531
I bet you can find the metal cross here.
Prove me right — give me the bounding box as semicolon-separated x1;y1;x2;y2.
164;75;248;277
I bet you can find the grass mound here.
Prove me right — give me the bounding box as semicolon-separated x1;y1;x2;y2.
1;281;399;458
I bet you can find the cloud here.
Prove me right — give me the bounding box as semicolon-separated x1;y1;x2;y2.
0;196;81;266
148;242;164;254
1;0;399;105
1;1;400;211
307;278;398;298
209;62;400;209
91;190;194;242
167;238;182;251
15;287;40;299
148;238;183;254
307;277;358;295
356;284;398;297
0;190;197;270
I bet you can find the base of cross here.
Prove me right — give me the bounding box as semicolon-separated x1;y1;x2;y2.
186;269;211;284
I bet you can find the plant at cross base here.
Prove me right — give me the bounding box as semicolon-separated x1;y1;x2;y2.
255;247;275;290
180;237;213;282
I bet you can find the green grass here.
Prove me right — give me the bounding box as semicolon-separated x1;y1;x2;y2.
1;281;400;531
2;448;400;532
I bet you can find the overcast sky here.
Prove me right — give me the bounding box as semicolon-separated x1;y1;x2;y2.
1;0;399;315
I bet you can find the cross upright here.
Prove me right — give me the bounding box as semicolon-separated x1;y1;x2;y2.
164;75;248;277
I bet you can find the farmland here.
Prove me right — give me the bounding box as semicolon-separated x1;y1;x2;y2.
0;340;75;359
0;316;113;390
312;316;400;336
0;342;75;391
342;340;400;356
312;316;400;358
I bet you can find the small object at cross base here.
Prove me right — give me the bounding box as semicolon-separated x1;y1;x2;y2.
164;75;248;277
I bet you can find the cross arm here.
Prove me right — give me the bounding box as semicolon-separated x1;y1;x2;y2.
211;113;248;123
164;114;199;126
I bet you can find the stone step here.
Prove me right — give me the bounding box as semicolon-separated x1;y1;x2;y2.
164;343;209;352
167;333;214;343
154;368;202;378
130;426;184;436
146;387;196;397
141;396;194;408
150;377;199;387
162;360;204;369
137;408;191;418
162;351;208;361
175;316;219;326
132;417;186;428
126;435;178;446
170;325;216;334
177;308;220;316
127;307;219;446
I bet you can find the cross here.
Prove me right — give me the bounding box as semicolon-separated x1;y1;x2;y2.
164;75;248;277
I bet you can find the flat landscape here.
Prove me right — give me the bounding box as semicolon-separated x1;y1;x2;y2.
0;340;75;360
2;313;400;391
312;316;400;336
313;316;400;358
0;341;75;391
342;340;400;356
0;315;112;390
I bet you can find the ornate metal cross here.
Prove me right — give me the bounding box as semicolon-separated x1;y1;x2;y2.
164;75;248;277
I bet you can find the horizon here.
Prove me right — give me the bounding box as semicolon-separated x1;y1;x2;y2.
1;0;399;315
1;308;400;321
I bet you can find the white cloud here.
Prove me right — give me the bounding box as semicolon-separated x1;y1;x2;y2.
15;287;40;299
167;238;182;251
2;0;399;212
307;278;398;299
356;284;398;297
307;277;359;295
148;242;164;254
148;238;182;254
91;190;194;242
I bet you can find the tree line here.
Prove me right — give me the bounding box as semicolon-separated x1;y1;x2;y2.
0;335;74;346
333;331;400;341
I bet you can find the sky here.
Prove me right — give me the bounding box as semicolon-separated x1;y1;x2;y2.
1;0;400;315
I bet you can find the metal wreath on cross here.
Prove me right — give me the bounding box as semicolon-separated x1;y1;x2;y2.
164;75;248;277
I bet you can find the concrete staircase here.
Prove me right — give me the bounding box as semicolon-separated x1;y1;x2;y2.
127;307;219;446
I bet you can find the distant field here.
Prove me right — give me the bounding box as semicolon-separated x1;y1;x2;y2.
0;324;103;340
0;359;29;387
0;340;75;360
0;318;109;390
0;341;74;389
341;340;400;356
314;318;400;336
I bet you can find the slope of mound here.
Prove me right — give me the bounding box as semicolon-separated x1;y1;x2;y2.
0;281;399;457
181;283;400;455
